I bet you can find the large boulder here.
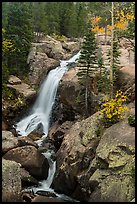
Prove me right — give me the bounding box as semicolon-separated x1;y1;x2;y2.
2;130;18;154
48;121;74;151
18;136;39;148
2;159;22;202
20;167;39;187
88;117;135;202
3;145;49;180
52;112;102;197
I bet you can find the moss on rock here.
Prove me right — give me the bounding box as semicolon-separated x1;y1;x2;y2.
2;159;22;202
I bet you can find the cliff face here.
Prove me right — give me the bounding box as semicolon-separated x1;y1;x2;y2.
27;35;80;87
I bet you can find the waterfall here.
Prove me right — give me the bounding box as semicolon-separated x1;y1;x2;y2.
15;51;80;140
15;51;81;195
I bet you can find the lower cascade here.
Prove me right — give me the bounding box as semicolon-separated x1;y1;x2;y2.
15;51;81;201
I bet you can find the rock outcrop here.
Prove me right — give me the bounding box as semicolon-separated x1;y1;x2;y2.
52;103;135;202
2;75;36;128
27;35;80;86
52;111;102;197
3;145;49;180
2;130;18;154
58;66;98;118
28;49;60;87
88;117;135;202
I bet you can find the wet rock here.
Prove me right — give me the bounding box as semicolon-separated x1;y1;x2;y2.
20;168;39;187
3;145;49;180
21;191;35;202
27;130;44;141
18;136;39;148
36;190;57;197
2;130;18;154
2;159;22;202
49;121;74;151
31;195;66;202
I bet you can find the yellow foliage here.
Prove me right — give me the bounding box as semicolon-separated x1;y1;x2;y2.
107;25;112;31
91;16;101;26
126;13;134;21
121;10;125;18
2;28;15;54
115;19;128;30
100;90;129;125
98;27;105;33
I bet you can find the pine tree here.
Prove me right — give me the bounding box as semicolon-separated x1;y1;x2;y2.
32;2;48;34
2;2;10;29
59;2;78;37
45;2;60;35
76;2;87;37
107;38;121;93
77;22;98;116
6;2;33;77
97;47;110;94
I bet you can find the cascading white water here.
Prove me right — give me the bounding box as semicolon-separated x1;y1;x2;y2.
15;51;80;140
15;51;81;194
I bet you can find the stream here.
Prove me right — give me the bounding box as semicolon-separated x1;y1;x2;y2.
15;51;81;202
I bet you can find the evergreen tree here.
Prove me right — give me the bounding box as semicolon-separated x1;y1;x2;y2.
59;2;78;37
107;38;121;93
2;2;10;29
65;2;78;37
77;22;98;116
97;47;110;94
45;2;60;35
76;2;88;37
32;2;48;34
6;2;33;77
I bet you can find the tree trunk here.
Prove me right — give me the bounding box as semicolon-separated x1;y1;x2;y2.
105;24;107;45
85;68;89;116
110;2;114;99
85;83;88;116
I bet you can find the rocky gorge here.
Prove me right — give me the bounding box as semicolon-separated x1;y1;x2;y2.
2;34;135;202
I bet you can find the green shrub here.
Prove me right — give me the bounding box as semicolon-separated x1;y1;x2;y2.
95;125;104;137
128;115;135;127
